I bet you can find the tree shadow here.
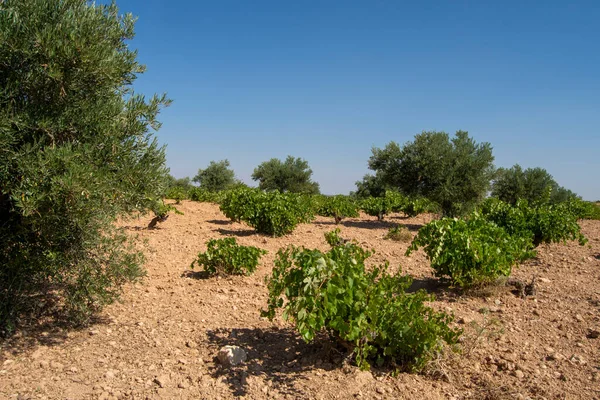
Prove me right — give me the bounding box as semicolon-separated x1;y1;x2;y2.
313;219;396;230
594;254;600;260
215;228;258;237
407;277;461;299
0;302;110;360
121;225;146;231
181;270;212;280
205;327;344;397
397;223;424;232
206;219;232;225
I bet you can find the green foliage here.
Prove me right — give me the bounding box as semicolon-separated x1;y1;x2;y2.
385;225;412;242
353;174;388;199
491;165;578;205
402;197;439;217
246;191;315;236
219;188;314;236
220;187;257;222
192;160;237;192
191;238;266;276
324;228;347;247
368;131;495;217
360;197;393;221
0;0;169;333
316;195;359;224
164;175;194;192
263;234;461;371
407;216;535;288
188;187;224;204
151;200;183;220
252;156;320;194
479;198;587;247
165;186;187;204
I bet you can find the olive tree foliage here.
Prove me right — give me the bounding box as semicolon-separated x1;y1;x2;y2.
192;159;237;192
252;156;320;194
0;0;170;334
491;164;578;205
353;173;388;199
368;131;495;216
165;175;194;191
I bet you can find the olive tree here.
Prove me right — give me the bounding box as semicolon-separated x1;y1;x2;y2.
368;131;494;216
192;159;237;192
0;0;169;333
252;156;320;194
492;164;578;205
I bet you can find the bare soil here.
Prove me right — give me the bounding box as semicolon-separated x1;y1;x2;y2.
1;200;599;399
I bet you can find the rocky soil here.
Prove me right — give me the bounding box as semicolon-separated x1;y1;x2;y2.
1;200;599;399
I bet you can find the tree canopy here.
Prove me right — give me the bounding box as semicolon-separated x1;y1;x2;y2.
193;159;237;192
0;0;169;333
252;156;320;194
492;164;578;205
368;131;495;216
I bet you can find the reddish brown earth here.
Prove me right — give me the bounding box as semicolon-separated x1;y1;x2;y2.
1;200;599;399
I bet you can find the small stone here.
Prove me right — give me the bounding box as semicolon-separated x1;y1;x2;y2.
494;299;502;306
178;381;189;389
154;375;169;388
105;370;115;379
376;386;385;394
39;360;49;368
49;361;64;370
185;341;197;349
89;330;100;336
586;328;599;339
513;370;525;379
458;317;472;324
539;278;551;283
217;346;247;367
575;314;584;322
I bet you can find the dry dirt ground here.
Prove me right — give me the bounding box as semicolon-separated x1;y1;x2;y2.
1;200;599;400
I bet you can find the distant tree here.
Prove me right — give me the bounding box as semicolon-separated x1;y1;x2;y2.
353;174;388;199
252;156;320;194
368;131;495;216
165;175;194;191
492;165;578;205
0;0;169;333
193;160;236;192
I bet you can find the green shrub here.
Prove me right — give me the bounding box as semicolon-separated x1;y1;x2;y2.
402;197;439;217
191;238;266;276
219;188;314;236
406;216;535;288
360;197;393;221
188;187;224;204
480;198;587;247
384;225;412;242
220;187;257;222
317;195;359;224
246;191;314;236
324;228;347;247
263;233;461;371
165;186;187;204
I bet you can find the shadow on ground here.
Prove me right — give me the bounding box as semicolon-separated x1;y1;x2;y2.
205;327;345;397
0;305;110;360
314;219;396;230
206;219;233;225
181;270;212;280
215;228;258;237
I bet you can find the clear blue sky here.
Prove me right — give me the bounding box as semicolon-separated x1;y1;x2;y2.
108;0;599;200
